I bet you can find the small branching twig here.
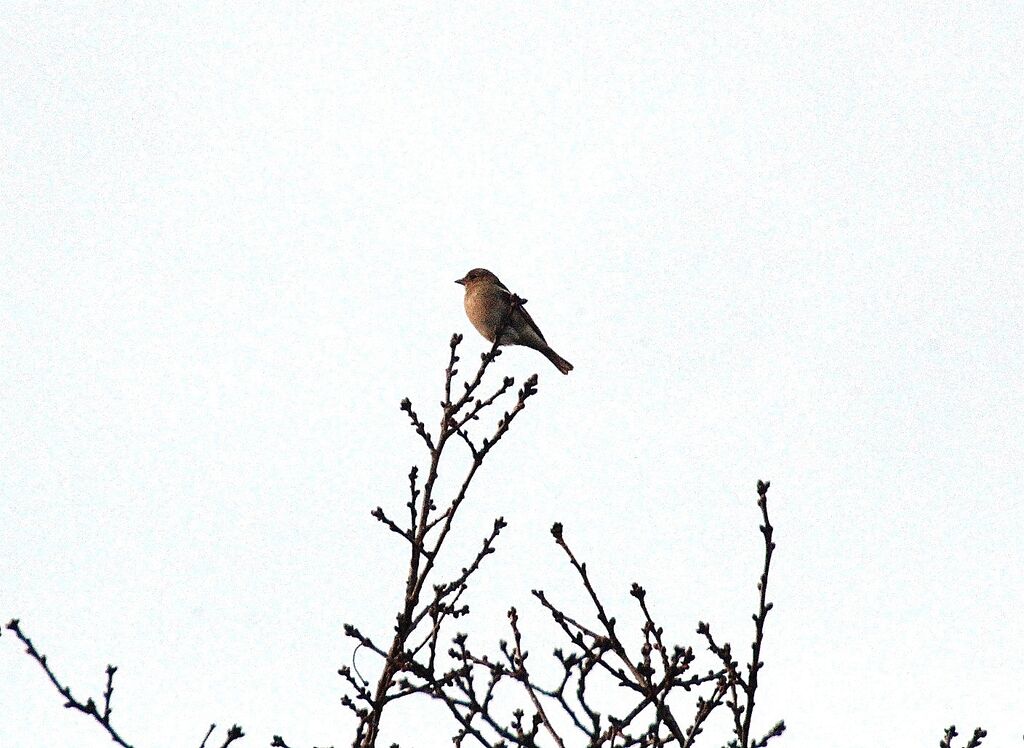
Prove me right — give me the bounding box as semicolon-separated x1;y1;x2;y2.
753;720;786;748
5;619;136;748
5;619;247;748
940;726;988;748
740;480;778;748
507;607;565;748
199;724;216;748
218;725;246;748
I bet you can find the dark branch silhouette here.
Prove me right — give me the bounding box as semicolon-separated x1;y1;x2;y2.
341;316;541;746
339;327;790;747
411;482;784;747
5;619;136;748
4;332;989;747
940;726;987;748
4;619;245;748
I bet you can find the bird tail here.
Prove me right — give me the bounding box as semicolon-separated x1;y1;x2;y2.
542;347;574;375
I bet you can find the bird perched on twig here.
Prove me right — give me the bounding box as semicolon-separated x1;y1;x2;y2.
455;268;574;375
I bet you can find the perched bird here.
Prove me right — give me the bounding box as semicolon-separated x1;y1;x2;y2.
455;268;574;375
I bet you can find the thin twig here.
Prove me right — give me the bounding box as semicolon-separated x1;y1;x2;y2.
5;619;135;748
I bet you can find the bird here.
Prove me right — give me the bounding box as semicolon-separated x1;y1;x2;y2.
455;268;574;375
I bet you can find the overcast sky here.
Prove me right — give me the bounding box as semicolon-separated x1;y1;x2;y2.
3;3;1022;747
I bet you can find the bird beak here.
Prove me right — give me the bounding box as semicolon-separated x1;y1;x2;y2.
455;278;466;285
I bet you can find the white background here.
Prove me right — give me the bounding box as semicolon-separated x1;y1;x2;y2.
3;3;1022;746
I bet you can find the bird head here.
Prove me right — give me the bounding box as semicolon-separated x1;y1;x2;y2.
455;268;500;286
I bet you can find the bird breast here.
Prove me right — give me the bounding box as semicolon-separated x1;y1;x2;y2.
463;284;508;343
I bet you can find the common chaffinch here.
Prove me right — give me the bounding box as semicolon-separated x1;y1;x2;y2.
455;268;574;375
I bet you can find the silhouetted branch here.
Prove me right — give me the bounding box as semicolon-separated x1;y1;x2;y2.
5;619;249;748
940;726;987;748
7;328;992;747
200;724;216;748
507;607;565;747
5;618;135;748
740;480;778;748
753;720;786;748
343;332;541;746
386;482;783;747
218;725;245;748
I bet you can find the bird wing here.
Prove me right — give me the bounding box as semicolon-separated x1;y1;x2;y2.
513;297;547;343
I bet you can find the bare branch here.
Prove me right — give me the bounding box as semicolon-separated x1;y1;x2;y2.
507;607;565;748
199;724;216;748
218;725;245;748
346;332;541;746
739;480;776;748
940;726;987;748
5;619;136;748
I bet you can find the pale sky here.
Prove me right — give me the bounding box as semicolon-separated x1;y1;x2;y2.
2;3;1022;747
